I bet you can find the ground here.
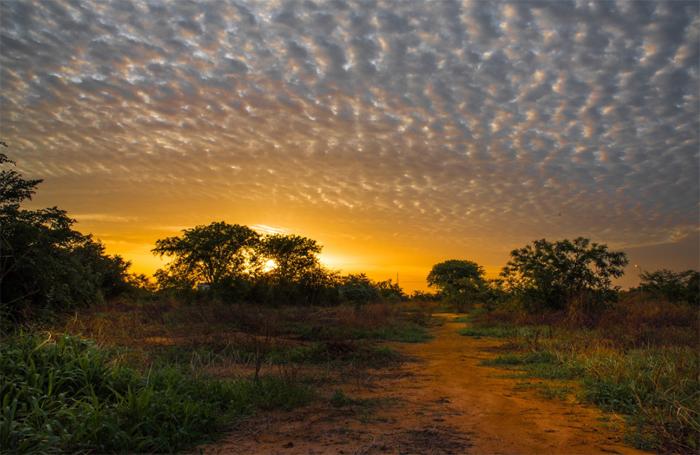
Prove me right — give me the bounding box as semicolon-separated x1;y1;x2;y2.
198;313;651;455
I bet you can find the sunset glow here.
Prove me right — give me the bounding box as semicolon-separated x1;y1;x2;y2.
1;0;698;291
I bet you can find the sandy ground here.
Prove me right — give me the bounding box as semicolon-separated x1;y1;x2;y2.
198;313;650;455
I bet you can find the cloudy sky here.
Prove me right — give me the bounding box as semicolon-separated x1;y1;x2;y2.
1;0;698;290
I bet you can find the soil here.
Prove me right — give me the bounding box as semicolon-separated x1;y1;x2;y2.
198;313;650;454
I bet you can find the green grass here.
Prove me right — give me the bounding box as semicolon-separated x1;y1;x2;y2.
0;334;312;453
351;323;432;343
482;351;583;380
465;313;700;453
578;347;699;451
271;341;401;368
289;321;431;343
458;326;516;338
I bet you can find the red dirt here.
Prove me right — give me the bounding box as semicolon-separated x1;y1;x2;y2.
199;313;650;454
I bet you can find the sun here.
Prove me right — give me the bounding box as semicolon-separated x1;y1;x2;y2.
262;259;277;272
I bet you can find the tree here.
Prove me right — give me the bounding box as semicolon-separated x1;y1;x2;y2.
338;273;379;305
500;237;628;312
1;151;133;328
257;234;321;282
152;222;260;290
639;269;699;305
427;259;487;307
375;279;405;302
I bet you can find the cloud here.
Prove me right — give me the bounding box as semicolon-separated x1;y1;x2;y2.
73;213;137;223
251;224;289;235
0;0;697;251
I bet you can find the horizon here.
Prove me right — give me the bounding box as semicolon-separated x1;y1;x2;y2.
2;0;699;292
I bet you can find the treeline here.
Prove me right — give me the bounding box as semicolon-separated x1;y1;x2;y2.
2;147;697;330
0;150;403;331
428;238;699;321
152;221;404;306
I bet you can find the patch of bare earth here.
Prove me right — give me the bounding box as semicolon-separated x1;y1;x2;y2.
198;313;651;455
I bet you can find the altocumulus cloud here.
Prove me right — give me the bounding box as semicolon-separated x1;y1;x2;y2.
0;0;698;247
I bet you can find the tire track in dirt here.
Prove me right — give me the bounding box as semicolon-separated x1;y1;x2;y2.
199;313;651;454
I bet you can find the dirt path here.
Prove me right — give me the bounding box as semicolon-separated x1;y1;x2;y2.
200;313;650;454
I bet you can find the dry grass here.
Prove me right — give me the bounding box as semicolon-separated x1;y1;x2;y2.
464;295;699;453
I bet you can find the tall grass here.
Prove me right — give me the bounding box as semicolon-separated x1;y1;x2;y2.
461;297;700;453
0;333;312;453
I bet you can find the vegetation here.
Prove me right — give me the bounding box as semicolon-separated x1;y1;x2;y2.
0;333;311;453
427;259;488;309
500;237;628;315
2;148;697;453
151;220;405;307
459;295;699;453
638;268;699;305
152;222;260;293
0;151;431;453
0;152;141;330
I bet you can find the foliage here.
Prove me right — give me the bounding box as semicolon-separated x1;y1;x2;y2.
258;234;321;282
500;237;628;312
1;152;136;329
338;273;380;305
375;279;406;302
0;333;312;453
638;269;699;305
427;259;488;309
153;222;260;292
253;234;338;305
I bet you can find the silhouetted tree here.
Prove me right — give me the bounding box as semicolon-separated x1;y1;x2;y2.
258;234;321;282
375;279;405;302
427;259;487;307
338;273;379;305
639;269;699;305
152;222;260;291
500;237;628;312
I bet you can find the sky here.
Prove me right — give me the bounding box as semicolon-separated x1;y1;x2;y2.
1;0;698;291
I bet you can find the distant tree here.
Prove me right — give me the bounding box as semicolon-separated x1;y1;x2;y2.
257;234;321;282
639;269;699;305
427;259;487;307
500;237;628;312
338;273;379;305
410;290;441;301
152;222;260;291
375;279;405;302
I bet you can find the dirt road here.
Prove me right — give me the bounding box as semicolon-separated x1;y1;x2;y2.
201;313;649;454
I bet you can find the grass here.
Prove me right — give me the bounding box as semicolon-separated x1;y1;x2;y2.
0;333;312;453
482;351;583;380
459;300;700;454
514;381;574;401
3;300;432;452
350;323;432;343
271;341;402;367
